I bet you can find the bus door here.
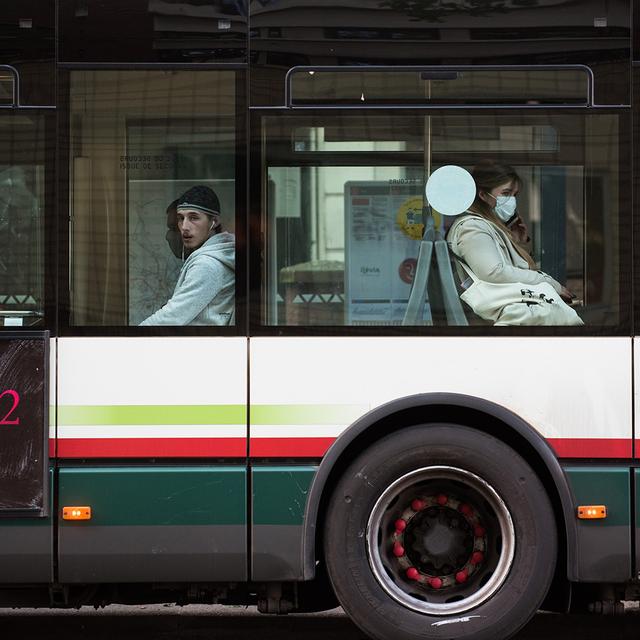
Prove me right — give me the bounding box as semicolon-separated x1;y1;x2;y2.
0;66;55;583
55;68;248;585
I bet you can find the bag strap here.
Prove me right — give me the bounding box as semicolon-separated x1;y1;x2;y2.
449;212;512;247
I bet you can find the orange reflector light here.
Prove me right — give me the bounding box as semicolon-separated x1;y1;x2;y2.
62;506;91;521
577;505;607;520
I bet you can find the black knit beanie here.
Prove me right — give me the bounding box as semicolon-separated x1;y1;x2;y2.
176;185;221;216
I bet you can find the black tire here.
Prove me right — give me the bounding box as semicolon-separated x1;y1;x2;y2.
324;424;557;640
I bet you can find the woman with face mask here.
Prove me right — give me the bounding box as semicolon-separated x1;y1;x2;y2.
446;160;577;321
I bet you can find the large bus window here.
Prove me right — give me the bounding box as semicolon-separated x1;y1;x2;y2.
0;113;48;328
68;70;237;327
261;111;628;329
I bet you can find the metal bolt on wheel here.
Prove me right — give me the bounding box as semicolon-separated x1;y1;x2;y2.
366;465;515;616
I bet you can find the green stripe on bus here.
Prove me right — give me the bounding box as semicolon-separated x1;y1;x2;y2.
55;404;368;426
58;404;247;426
250;404;367;425
59;467;246;526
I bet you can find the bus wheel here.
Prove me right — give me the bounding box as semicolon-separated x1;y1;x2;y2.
323;424;557;640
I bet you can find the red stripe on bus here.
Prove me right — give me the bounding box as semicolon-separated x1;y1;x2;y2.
49;436;633;460
250;437;334;457
547;438;632;458
55;437;246;458
250;437;633;459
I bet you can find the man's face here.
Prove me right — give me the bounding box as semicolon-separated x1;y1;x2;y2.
177;209;212;250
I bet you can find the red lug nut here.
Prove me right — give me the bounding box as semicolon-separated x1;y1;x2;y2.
474;525;486;538
459;503;473;516
436;494;448;506
406;567;420;581
471;551;484;565
428;577;443;589
394;518;407;533
393;542;405;557
455;570;469;584
411;499;426;512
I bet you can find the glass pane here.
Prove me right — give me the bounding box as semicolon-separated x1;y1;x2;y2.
69;70;237;327
262;112;626;329
292;120;557;153
0;113;46;327
289;68;590;106
0;71;15;105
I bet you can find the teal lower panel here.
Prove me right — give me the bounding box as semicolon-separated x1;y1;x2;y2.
635;470;640;581
59;466;246;526
59;466;247;583
252;466;317;580
0;469;53;583
564;466;631;582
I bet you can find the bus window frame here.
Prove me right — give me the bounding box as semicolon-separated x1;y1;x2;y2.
0;94;56;335
285;64;597;109
250;105;632;337
56;64;248;338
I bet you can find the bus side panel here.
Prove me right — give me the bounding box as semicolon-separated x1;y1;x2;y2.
249;337;632;460
252;466;316;580
58;467;246;583
0;469;53;583
55;337;247;460
0;337;55;584
564;467;632;582
55;337;248;583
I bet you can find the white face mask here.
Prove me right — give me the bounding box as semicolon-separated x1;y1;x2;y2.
488;193;517;224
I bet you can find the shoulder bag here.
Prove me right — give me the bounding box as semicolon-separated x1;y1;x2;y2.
458;261;584;326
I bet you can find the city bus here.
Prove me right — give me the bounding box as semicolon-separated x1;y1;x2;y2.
0;1;638;639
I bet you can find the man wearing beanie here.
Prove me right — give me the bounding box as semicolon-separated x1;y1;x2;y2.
140;185;235;325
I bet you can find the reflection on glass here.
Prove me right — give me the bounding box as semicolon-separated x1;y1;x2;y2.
69;70;237;326
262;112;625;329
0;114;46;327
268;167;424;326
289;68;590;106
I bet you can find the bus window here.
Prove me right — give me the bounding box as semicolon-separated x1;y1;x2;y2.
67;70;238;327
261;111;628;329
0;113;48;328
288;67;591;107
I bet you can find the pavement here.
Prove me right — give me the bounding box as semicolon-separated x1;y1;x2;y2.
0;605;639;640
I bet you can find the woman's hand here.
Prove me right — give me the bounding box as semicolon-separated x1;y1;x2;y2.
559;286;575;304
509;215;530;245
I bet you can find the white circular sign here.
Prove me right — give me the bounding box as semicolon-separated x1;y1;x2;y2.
425;165;476;217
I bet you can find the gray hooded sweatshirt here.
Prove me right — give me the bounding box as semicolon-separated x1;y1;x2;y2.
140;232;235;326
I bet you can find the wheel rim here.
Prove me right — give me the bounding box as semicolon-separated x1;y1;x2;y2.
366;465;515;616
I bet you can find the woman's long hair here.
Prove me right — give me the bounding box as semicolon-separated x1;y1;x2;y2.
469;160;536;269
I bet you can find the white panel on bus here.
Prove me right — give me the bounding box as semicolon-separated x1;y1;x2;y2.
250;337;632;458
56;337;247;458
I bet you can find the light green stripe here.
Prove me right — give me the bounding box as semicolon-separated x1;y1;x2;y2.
250;404;367;425
56;404;368;426
58;405;246;426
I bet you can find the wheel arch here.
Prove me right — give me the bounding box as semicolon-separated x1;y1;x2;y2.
302;393;577;585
